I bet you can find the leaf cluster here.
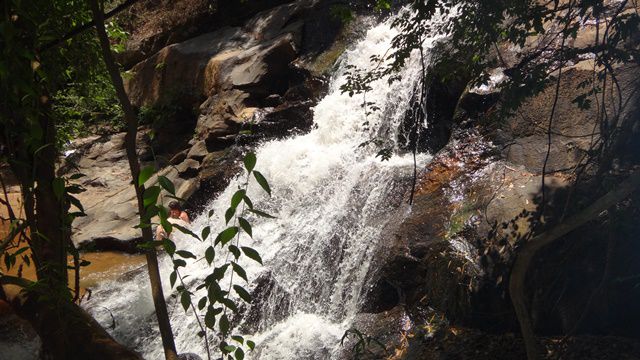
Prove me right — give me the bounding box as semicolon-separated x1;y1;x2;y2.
137;152;273;359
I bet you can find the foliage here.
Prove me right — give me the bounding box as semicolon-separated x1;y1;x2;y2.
341;328;387;359
52;21;128;146
53;68;124;144
0;0;99;285
138;152;273;359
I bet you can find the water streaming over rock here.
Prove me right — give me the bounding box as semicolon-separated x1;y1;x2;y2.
85;13;445;359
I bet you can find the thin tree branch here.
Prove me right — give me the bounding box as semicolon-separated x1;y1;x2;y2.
87;1;178;359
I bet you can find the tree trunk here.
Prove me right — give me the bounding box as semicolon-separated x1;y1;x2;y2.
31;111;73;358
87;1;179;359
509;170;640;360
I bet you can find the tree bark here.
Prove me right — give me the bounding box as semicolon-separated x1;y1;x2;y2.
87;1;179;359
509;170;640;360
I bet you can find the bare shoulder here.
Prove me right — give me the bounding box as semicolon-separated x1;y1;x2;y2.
180;211;191;223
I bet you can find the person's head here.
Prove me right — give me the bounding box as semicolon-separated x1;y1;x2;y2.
168;201;182;218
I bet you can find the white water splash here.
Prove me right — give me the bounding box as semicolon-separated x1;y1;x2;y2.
85;13;445;359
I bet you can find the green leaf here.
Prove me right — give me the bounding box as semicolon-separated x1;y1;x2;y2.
198;296;207;310
208;209;214;218
161;218;173;237
247;340;255;351
215;227;239;246
68;195;85;213
231;189;246;209
14;247;29;256
173;223;200;241
52;178;65;200
205;307;216;329
253;171;271;196
202;226;211;241
176;250;196;259
170;271;177;288
143;204;159;222
231;262;247;282
221;297;238;312
243;153;256;173
207;282;223;302
65;184;85;194
158;175;175;195
143;186;161;207
220;314;230;335
173;259;187;268
233;285;252;303
158;205;169;219
180;291;191;312
163;239;176;256
235;347;245;360
243;195;254;209
241;247;263;265
248;209;276;219
229;245;241;259
212;264;229;281
205;246;215;265
225;207;236;225
238;217;252;238
68;173;86;180
231;335;244;344
138;166;155;186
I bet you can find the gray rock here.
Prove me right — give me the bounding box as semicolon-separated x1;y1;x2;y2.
176;158;201;178
124;1;313;108
169;149;189;165
67;136;197;250
186;140;208;161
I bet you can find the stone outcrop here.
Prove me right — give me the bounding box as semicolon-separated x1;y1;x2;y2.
62;132;199;251
116;0;292;69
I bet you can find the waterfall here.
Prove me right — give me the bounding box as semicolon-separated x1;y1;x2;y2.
85;12;443;360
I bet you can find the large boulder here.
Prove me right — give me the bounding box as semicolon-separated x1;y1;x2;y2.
63;132;199;251
124;1;317;108
117;0;292;69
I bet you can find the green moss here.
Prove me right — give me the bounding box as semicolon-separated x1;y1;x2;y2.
445;202;476;239
306;41;347;76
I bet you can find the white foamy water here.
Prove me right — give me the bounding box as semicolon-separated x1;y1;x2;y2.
85;13;445;359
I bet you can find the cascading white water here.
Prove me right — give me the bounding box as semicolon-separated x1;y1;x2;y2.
85;13;444;360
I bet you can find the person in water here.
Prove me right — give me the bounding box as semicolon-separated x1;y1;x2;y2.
155;200;191;240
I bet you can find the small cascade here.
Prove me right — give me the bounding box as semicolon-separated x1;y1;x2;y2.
85;11;446;359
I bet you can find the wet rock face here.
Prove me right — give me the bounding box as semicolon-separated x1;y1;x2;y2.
398;75;469;154
240;272;292;334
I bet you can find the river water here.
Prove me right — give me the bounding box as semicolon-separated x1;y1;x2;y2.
85;13;442;359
